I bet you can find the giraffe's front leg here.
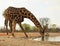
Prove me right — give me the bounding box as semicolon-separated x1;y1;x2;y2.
18;23;28;38
11;20;16;37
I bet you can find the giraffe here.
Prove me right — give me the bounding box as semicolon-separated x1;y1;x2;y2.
3;6;43;38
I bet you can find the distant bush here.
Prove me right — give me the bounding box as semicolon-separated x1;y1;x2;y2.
31;26;38;32
46;28;60;32
22;23;31;32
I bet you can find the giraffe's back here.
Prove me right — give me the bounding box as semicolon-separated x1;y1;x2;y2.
3;6;25;22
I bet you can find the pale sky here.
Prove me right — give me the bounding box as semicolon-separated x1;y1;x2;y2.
0;0;60;28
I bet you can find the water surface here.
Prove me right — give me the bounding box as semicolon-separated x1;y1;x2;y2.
33;36;60;41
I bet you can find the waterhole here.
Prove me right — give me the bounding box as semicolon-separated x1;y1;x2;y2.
33;36;60;41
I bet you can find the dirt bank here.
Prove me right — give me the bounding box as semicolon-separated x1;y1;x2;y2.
0;32;60;37
0;32;60;46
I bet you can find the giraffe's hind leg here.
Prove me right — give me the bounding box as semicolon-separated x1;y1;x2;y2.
11;20;16;37
5;19;8;35
18;23;28;38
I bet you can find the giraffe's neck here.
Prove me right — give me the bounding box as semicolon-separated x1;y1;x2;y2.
28;15;43;30
20;8;43;30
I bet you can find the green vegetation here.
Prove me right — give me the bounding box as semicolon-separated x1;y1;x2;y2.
31;26;38;32
22;23;31;32
22;23;38;32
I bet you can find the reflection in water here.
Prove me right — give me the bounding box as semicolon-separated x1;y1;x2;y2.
33;36;60;41
45;32;49;41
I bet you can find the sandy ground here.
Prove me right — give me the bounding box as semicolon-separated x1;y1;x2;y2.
0;32;60;37
0;32;60;46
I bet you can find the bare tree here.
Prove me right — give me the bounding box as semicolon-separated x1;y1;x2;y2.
39;18;49;27
39;18;50;41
